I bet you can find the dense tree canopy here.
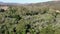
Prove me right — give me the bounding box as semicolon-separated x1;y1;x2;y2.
0;6;60;34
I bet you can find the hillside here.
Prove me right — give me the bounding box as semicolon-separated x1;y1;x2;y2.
0;1;60;34
27;1;60;10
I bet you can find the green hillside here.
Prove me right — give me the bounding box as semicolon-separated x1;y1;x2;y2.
0;1;60;34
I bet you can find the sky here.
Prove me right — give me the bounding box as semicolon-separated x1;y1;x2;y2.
0;0;53;3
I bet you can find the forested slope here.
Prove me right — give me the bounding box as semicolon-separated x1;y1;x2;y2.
0;1;60;34
0;6;60;34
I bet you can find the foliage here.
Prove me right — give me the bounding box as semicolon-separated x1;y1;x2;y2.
0;6;60;34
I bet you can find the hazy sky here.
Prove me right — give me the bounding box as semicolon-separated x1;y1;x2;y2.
0;0;53;3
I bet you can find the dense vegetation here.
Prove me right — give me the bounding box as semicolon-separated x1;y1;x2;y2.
0;6;60;34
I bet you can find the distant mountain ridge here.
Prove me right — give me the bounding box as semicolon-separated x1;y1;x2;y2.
0;1;60;6
0;1;60;10
0;2;23;6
